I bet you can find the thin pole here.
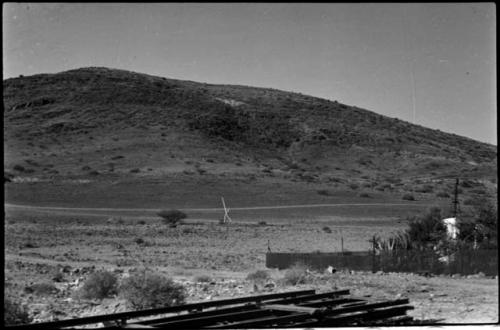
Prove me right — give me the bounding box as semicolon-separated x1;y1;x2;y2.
340;229;344;253
452;178;459;218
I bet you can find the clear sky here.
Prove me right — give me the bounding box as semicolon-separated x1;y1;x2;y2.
3;3;497;144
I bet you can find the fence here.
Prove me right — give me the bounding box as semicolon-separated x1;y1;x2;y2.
266;248;497;276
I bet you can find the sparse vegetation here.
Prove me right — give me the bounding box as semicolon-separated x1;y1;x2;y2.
349;183;359;190
119;271;186;310
157;209;187;227
436;191;450;198
246;270;271;283
317;189;331;196
28;282;58;296
402;193;415;201
283;263;310;286
4;297;32;325
13;164;26;172
78;270;118;300
194;274;212;283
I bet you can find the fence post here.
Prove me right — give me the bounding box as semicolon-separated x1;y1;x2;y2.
371;234;376;273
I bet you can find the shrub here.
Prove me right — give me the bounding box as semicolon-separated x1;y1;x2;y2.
157;209;187;227
135;238;145;245
407;207;447;247
415;185;434;193
322;226;332;233
349;183;359;190
137;220;146;225
194;274;212;283
317;189;330;196
51;270;65;282
119;272;186;310
130;168;140;173
13;164;25;172
472;198;497;247
402;193;415;201
29;282;58;296
4;297;32;325
359;192;371;198
258;221;267;226
470;189;486;195
463;198;475;206
436;191;450;198
246;270;271;283
283;263;309;286
78;270;118;300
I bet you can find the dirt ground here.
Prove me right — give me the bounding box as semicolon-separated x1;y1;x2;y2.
4;208;498;325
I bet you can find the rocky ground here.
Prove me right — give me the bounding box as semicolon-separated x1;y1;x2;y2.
4;259;498;326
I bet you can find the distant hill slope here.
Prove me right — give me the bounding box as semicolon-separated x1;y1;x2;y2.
3;67;497;187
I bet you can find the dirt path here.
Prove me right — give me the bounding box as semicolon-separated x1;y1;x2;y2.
5;202;425;213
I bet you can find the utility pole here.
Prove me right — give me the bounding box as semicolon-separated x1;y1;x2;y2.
452;178;460;218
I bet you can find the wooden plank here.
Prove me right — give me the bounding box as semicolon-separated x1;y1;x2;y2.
260;304;318;315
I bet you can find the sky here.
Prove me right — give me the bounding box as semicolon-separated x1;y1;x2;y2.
2;3;497;144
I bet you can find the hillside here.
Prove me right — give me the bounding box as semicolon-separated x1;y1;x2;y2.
3;67;497;209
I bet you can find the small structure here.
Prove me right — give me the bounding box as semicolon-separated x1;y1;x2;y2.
221;197;232;224
442;217;459;240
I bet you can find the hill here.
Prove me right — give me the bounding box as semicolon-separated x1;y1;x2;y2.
3;67;497;209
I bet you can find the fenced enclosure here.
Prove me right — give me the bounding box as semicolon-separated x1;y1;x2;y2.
266;248;498;276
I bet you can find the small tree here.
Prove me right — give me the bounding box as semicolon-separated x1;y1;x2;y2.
157;209;187;227
458;197;498;248
406;207;447;249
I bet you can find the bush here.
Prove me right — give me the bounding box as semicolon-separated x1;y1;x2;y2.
51;270;65;282
436;191;450;198
470;189;486;195
157;209;187;227
402;193;415;201
407;207;447;247
194;274;212;283
317;189;330;196
119;272;186;310
78;270;118;300
257;221;267;226
322;226;332;233
246;270;271;283
415;184;434;193
349;183;359;190
28;282;58;296
472;198;497;247
4;297;32;325
13;165;25;172
283;263;309;286
359;192;371;198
